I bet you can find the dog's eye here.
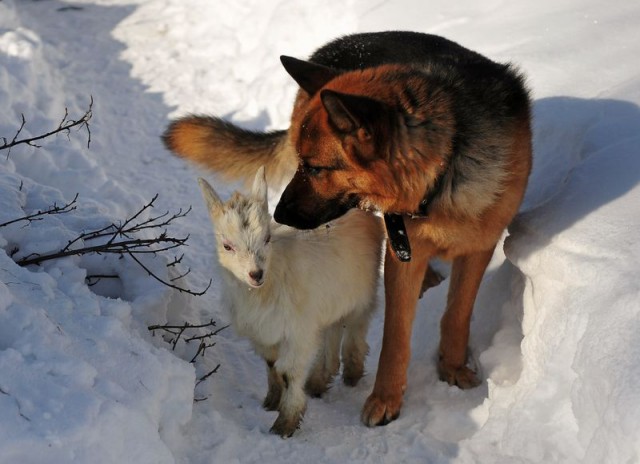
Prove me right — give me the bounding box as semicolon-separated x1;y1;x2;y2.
223;242;234;252
302;161;323;177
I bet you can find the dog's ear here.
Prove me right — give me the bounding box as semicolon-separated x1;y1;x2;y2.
198;177;224;217
320;89;388;138
320;89;388;133
321;90;392;162
280;56;339;95
251;166;268;208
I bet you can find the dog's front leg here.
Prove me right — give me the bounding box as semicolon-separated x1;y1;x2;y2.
361;245;429;426
437;246;495;388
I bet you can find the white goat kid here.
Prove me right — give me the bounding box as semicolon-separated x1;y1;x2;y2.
198;167;383;437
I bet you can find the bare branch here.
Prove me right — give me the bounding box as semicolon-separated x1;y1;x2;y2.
16;235;188;267
148;320;228;351
148;320;226;396
196;364;220;387
85;274;119;287
148;319;222;333
10;193;209;296
170;267;191;282
149;320;227;363
127;251;212;296
167;254;184;267
0;193;78;229
1;97;93;157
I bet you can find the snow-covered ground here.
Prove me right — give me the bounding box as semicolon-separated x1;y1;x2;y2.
1;0;639;462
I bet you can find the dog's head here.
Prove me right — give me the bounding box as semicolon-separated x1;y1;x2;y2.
274;57;401;229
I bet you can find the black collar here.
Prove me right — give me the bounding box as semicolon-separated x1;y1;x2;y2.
383;172;445;262
383;213;412;261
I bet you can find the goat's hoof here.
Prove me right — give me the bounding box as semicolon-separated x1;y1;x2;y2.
269;413;302;438
262;394;280;411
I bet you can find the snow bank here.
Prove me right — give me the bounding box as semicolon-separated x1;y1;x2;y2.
0;2;196;462
458;98;640;463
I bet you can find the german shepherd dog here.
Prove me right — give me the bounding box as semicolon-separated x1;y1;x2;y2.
163;31;532;427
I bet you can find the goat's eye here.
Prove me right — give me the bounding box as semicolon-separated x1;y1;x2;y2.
265;234;271;245
223;243;234;252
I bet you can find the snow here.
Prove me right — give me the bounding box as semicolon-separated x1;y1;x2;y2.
1;0;639;463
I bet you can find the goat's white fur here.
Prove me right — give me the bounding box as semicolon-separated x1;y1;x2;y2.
198;167;383;437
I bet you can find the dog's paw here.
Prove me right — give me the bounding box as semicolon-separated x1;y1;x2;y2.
437;361;481;389
360;391;402;427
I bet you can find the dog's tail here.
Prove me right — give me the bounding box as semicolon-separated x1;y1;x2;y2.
162;115;296;188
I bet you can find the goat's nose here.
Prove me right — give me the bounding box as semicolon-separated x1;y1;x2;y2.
249;269;263;282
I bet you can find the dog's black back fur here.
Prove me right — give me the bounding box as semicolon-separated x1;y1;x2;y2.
307;31;530;123
310;31;487;69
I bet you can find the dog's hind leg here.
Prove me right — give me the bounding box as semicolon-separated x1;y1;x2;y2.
419;264;445;298
341;302;375;387
437;246;495;389
305;323;342;397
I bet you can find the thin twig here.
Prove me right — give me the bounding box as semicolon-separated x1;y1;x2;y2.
17;235;188;266
86;274;119;287
127;251;212;296
189;341;216;363
196;364;220;387
148;320;227;351
0;194;78;229
8;192;209;296
148;321;225;395
167;254;184;267
1;97;93;158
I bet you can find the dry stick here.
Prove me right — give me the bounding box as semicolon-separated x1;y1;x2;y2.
170;267;191;282
0;194;79;229
196;364;221;387
185;324;230;362
189;341;216;363
167;254;184;267
127;251;212;296
1;100;208;295
17;235;187;266
85;274;120;287
0;96;93;158
194;363;221;402
61;194;161;252
148;321;227;397
148;320;227;349
12;194;209;296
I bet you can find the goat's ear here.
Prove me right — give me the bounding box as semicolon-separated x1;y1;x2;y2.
251;166;268;208
280;56;339;96
198;177;224;217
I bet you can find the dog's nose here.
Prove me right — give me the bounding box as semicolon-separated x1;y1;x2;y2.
249;269;264;282
273;202;289;225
